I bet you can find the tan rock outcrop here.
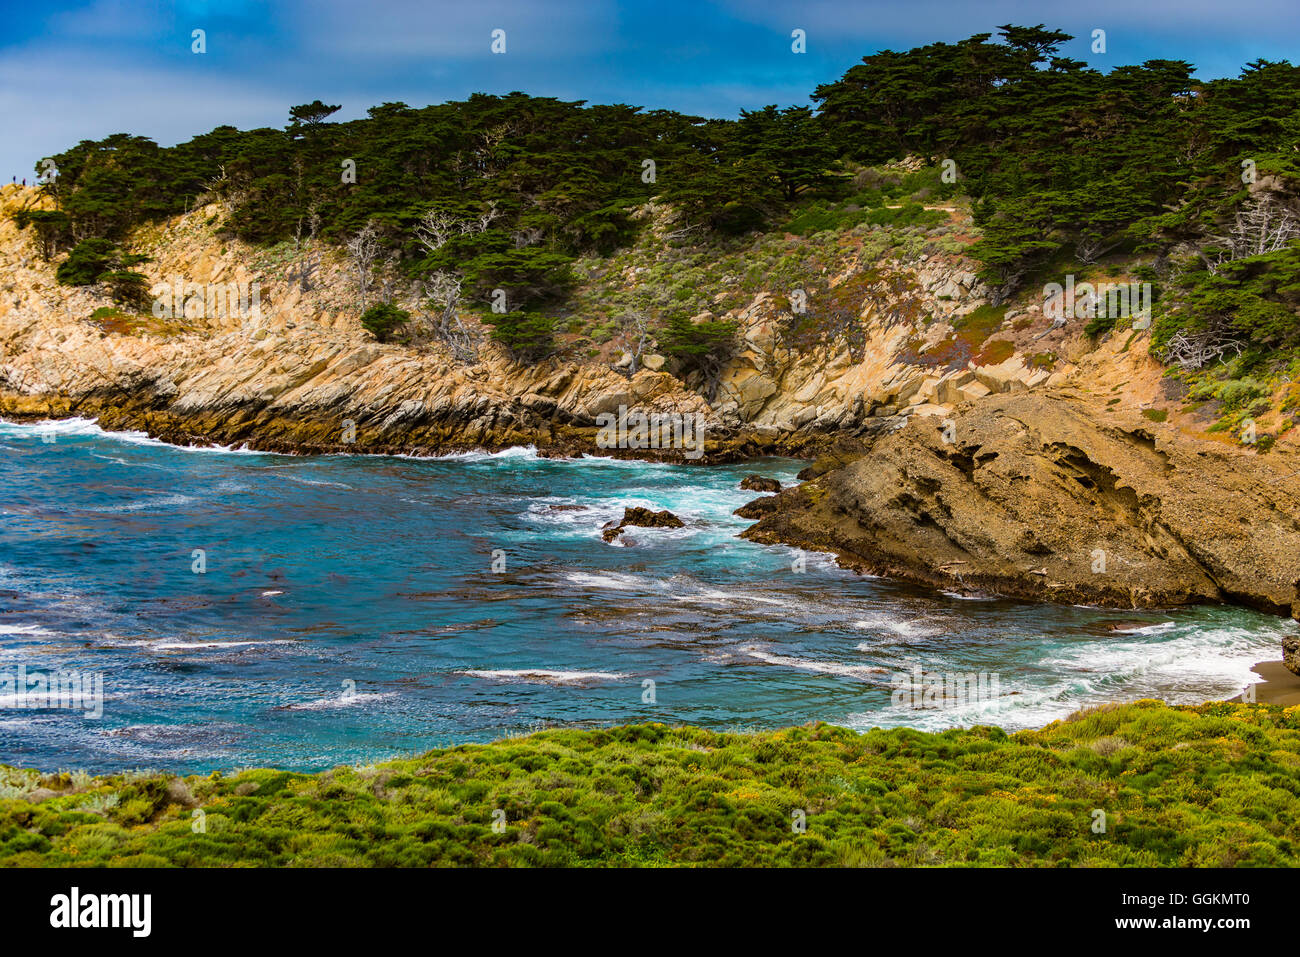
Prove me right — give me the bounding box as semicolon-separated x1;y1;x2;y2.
742;391;1300;625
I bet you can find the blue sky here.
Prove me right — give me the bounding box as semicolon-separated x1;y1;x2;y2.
1;0;1298;181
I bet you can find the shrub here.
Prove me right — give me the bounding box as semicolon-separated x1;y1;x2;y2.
1216;378;1269;412
359;303;409;343
485;311;557;359
56;238;121;286
7;702;1300;867
55;238;151;307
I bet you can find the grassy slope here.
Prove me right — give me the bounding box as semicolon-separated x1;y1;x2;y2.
2;701;1299;867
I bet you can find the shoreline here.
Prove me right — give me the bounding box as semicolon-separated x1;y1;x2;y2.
1232;659;1300;706
0;413;810;467
0;401;839;466
0;666;1290;778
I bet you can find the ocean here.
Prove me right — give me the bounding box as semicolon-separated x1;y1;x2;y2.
0;417;1292;773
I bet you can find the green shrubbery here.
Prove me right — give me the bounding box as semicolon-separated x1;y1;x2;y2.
3;701;1300;868
485;311;557;359
54;238;152;308
55;238;124;285
359;303;409;342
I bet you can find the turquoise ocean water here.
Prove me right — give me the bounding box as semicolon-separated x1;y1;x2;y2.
0;417;1291;772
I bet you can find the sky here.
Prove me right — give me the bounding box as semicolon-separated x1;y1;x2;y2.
0;0;1298;181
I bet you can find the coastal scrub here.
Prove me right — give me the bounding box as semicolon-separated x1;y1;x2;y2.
1;701;1298;867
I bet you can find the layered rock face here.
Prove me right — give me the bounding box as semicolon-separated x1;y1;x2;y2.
0;188;1072;461
0;193;779;461
742;391;1300;622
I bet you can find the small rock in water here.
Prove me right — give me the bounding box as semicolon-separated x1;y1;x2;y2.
739;475;782;493
602;506;684;542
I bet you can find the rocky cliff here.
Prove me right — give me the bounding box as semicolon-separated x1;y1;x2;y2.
0;184;1117;461
742;390;1300;623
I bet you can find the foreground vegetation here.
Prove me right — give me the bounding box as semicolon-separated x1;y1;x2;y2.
2;701;1299;867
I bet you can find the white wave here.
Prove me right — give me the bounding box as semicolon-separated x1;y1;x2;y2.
847;686;1053;733
698;587;787;606
146;639;296;651
1107;621;1177;635
1037;625;1278;698
563;571;650;591
0;417;279;455
86;492;195;513
282;475;354;489
280;692;396;711
559;453;674;469
848;620;1290;733
0;623;54;636
459;668;628;683
261;590;284;597
743;647;889;682
523;499;619;535
408;445;540;462
854;615;943;639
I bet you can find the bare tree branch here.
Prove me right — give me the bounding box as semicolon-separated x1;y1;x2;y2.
345;222;382;308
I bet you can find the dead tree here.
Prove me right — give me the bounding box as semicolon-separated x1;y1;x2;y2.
1074;235;1121;265
293;204;321;292
1203;196;1300;274
617;310;653;375
415;201;498;253
409;202;499;358
345;222;382;308
414;271;478;361
1160;325;1245;369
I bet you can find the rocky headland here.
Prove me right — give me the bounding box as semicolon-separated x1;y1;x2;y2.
3;181;1298;667
740;391;1300;622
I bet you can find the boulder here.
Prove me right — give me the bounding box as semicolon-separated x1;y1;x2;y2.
739;475;782;493
601;507;685;543
734;495;784;519
1285;635;1300;677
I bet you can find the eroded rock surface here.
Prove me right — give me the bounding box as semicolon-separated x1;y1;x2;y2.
739;475;782;493
742;391;1300;626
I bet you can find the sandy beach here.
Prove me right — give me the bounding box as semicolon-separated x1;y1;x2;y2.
1231;660;1300;706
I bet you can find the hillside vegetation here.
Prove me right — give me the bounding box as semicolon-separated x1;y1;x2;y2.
2;701;1299;867
11;25;1299;445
